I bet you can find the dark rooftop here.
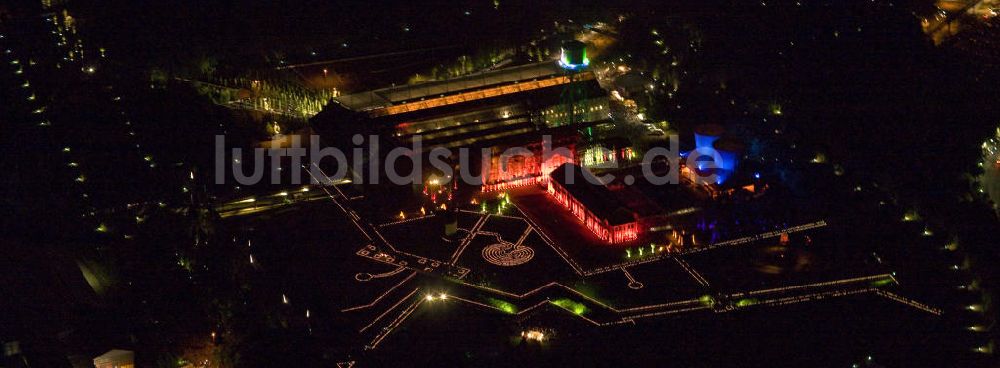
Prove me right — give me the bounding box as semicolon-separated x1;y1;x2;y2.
548;163;636;225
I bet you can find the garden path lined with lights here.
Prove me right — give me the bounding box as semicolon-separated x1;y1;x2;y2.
303;163;943;359
316;206;937;360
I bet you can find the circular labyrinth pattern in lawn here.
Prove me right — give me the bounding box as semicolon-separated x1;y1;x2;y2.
482;242;534;266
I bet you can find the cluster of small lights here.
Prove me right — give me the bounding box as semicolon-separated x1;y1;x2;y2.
480;229;535;267
478;191;515;215
521;330;545;342
424;292;448;301
624;243;665;259
890;199;990;341
539;100;608;126
4;21;126;244
481;176;542;194
979;126;1000;208
211;77;338;118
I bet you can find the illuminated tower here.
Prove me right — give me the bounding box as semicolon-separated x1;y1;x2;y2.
558;40;592;136
559;40;590;71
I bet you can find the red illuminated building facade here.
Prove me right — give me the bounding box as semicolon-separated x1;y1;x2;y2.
481;137;576;192
547;163;639;244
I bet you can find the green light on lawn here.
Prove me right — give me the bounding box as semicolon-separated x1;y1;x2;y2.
552;298;587;315
699;295;715;307
871;278;894;287
487;298;517;314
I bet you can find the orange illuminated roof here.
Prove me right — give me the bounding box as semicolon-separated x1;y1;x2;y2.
370;73;595;117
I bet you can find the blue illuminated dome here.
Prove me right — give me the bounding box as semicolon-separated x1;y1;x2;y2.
694;124;725;150
711;137;745;184
712;137;744;171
